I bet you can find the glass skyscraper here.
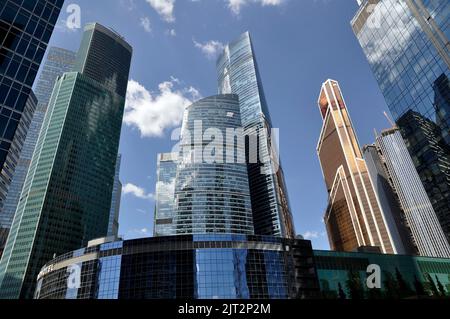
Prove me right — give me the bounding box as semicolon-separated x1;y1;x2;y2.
154;152;177;237
0;23;132;299
0;0;64;217
317;79;397;254
363;144;417;256
174;95;254;235
107;153;122;238
375;128;450;258
352;0;450;244
0;91;36;257
217;32;295;238
0;47;76;236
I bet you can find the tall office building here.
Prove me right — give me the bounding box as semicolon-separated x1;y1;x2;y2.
107;154;122;237
363;144;417;256
154;152;177;237
0;23;132;299
352;0;450;244
0;0;64;217
317;79;396;254
0;47;76;239
174;95;254;235
0;92;36;258
217;32;295;238
375;128;450;258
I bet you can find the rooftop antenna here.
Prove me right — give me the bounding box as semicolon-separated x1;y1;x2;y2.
383;111;396;128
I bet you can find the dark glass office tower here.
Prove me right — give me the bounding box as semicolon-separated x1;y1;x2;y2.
0;23;132;299
352;0;450;243
433;73;450;145
0;0;64;217
0;47;76;239
174;95;254;235
217;32;295;238
0;92;36;258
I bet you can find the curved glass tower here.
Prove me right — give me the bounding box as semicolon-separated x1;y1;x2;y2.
174;94;254;235
217;32;295;238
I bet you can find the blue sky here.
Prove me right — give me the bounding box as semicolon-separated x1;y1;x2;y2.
46;0;392;250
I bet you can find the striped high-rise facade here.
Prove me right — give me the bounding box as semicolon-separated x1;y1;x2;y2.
375;128;450;258
317;79;397;254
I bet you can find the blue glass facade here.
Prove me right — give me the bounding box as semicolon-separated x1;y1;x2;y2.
34;235;319;299
174;95;254;235
1;47;76;232
352;0;450;244
217;32;295;238
0;0;63;217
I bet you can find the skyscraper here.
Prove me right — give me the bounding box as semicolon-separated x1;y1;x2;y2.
352;0;450;244
217;32;295;238
317;79;396;254
0;23;132;299
0;0;64;216
107;154;122;238
375;128;450;258
0;47;76;243
174;94;254;235
0;92;37;258
154;152;177;237
363;144;417;256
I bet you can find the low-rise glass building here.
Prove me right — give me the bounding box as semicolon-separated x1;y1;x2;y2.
33;236;450;299
315;250;450;299
34;235;319;299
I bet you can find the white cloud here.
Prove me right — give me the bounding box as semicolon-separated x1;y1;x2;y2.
124;78;200;138
145;0;176;22
123;183;154;200
227;0;285;15
193;40;225;59
156;178;176;199
302;230;327;240
140;17;152;33
125;228;151;238
303;231;320;240
166;28;176;36
120;0;136;11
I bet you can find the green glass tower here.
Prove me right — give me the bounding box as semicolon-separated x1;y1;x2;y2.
0;23;132;299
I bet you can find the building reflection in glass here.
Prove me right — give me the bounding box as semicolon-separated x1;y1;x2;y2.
352;0;450;244
34;235;319;299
